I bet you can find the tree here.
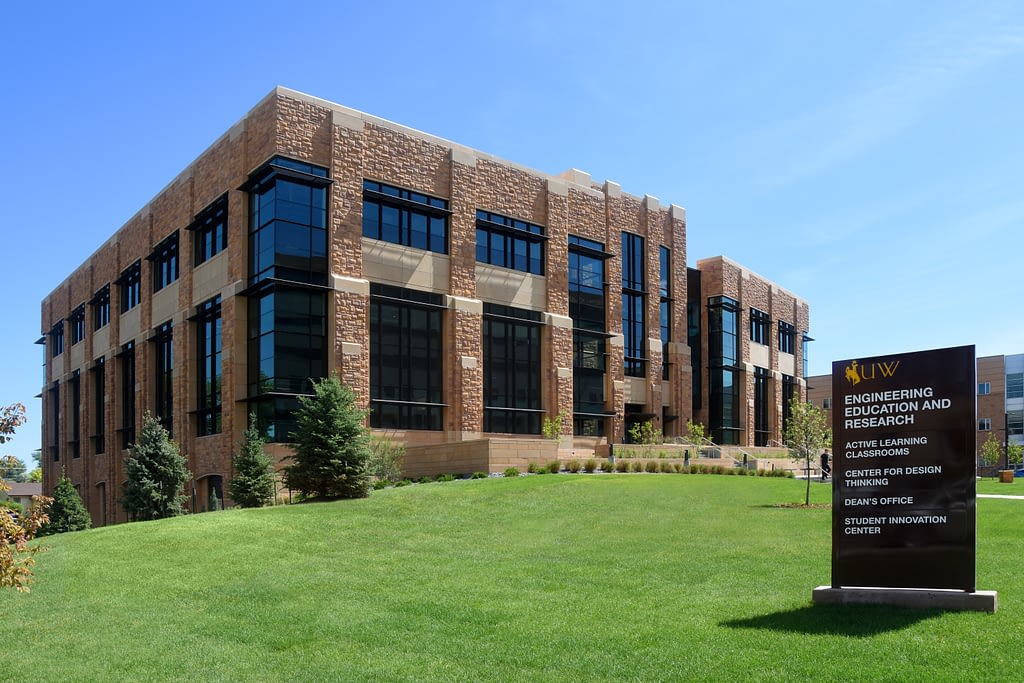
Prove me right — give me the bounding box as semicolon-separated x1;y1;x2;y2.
285;376;372;500
121;413;191;521
980;433;1002;476
38;470;91;536
783;397;832;506
229;414;276;508
0;455;28;482
1008;442;1023;468
0;404;51;592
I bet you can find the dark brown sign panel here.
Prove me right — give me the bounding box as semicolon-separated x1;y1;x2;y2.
831;345;976;590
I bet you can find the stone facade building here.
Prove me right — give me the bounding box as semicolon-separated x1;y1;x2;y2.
40;87;809;524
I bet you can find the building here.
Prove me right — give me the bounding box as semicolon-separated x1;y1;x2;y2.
40;87;809;525
806;352;1024;465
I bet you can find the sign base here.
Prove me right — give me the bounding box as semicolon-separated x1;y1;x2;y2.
812;586;997;613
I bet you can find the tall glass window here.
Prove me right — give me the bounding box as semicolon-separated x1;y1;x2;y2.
196;296;222;436
192;194;228;265
153;322;173;435
69;371;81;459
247;287;327;441
92;358;105;455
246;156;329;286
659;246;671;380
778;320;796;354
569;236;611;436
119;342;135;449
48;382;60;462
483;304;542;434
69;305;86;345
753;366;770;447
118;261;141;313
709;296;740;444
49;321;64;358
1007;373;1023;399
362;180;448;253
92;285;110;330
1008;409;1023;436
781;374;797;431
475;210;545;274
150;232;179;292
369;284;444;430
750;308;770;345
621;232;646;378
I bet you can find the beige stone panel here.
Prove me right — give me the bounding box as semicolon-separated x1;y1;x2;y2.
778;352;795;377
475;264;546;309
624;377;647;404
69;342;85;372
749;342;770;369
192;252;230;304
92;326;111;360
120;306;141;342
151;283;179;325
361;239;450;293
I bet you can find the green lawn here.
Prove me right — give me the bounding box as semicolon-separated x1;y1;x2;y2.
3;474;1020;682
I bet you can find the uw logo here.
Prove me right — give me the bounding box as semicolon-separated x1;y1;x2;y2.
844;359;899;385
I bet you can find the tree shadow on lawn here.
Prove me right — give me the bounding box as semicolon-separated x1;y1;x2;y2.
722;604;942;637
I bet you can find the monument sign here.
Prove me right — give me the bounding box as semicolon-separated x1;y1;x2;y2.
830;345;976;590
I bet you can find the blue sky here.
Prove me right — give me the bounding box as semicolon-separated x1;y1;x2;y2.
1;1;1022;461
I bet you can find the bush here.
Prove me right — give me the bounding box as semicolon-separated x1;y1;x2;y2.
615;459;629;473
645;460;659;473
673;463;683;473
471;471;488;479
504;467;520;478
547;460;561;474
527;462;540;474
38;470;91;536
631;460;645;473
368;435;405;484
600;460;614;473
417;476;433;484
567;459;582;473
395;479;412;487
659;461;674;473
435;473;455;482
583;459;598;473
372;479;390;490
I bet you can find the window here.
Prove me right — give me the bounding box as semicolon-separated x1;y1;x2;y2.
92;358;105;455
978;418;992;431
1007;373;1023;399
49;321;64;357
750;308;770;345
91;285;110;330
196;296;222;436
978;382;991;396
1009;410;1023;437
119;342;135;450
191;194;228;265
570;236;611;435
69;305;86;345
150;232;179;292
245;156;330;286
153;322;173;434
118;261;141;313
69;371;81;458
823;397;832;410
753;367;770;447
621;232;646;378
781;374;797;431
247;286;327;442
475;210;545;274
659;247;672;380
483;304;542;434
369;284;444;431
708;296;740;444
48;382;60;462
362;180;448;253
778;321;796;354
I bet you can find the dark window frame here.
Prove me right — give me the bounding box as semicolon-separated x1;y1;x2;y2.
778;320;796;355
118;342;136;450
91;358;105;455
152;322;173;435
91;285;110;330
49;321;64;358
621;232;647;378
475;209;546;275
362;180;449;254
190;194;228;266
69;305;86;346
483;304;543;434
118;261;142;313
149;232;180;293
69;370;81;459
195;296;222;437
750;308;770;346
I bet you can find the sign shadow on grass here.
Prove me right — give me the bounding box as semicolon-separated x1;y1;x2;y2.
722;605;942;637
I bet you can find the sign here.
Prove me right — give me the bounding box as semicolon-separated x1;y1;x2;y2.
831;345;976;591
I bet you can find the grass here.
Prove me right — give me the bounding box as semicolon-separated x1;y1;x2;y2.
2;474;1020;682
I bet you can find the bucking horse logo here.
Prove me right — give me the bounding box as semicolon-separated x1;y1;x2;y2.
844;360;862;386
